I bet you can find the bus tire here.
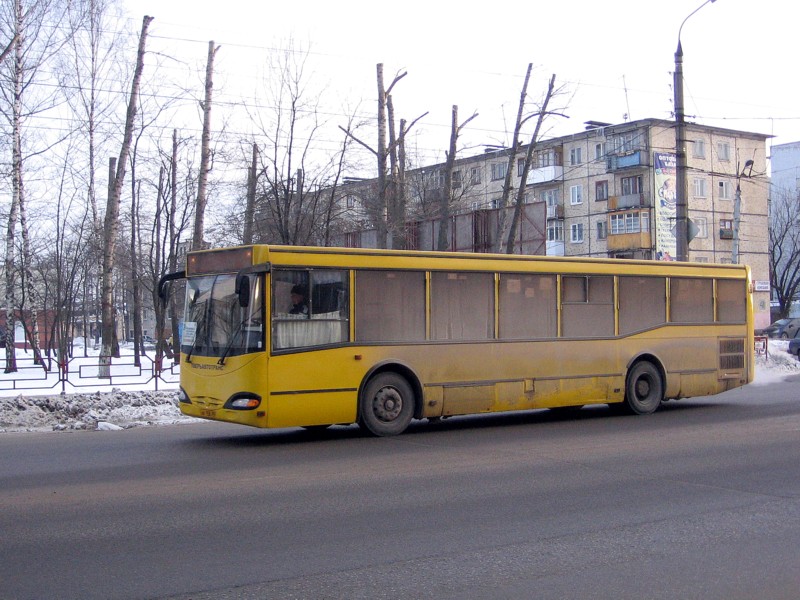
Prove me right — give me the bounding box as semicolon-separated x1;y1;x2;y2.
359;373;415;436
624;360;663;415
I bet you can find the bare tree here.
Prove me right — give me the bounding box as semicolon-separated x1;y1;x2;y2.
503;73;560;253
342;63;426;249
437;105;478;251
0;0;71;372
191;40;219;251
769;188;800;319
99;14;152;378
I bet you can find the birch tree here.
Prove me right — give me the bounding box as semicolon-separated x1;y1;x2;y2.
0;0;70;372
98;14;152;378
191;40;219;251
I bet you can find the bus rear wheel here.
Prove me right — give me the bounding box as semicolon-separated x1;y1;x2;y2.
623;360;663;415
359;373;415;436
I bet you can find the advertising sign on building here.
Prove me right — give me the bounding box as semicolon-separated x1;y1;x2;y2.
653;152;677;260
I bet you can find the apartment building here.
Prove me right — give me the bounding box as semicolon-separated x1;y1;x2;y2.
336;117;771;327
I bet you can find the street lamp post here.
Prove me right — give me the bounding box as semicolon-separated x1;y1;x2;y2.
674;0;717;262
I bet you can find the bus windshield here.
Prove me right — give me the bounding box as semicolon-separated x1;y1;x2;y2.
182;273;264;360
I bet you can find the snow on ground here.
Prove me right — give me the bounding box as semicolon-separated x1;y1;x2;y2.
0;340;797;433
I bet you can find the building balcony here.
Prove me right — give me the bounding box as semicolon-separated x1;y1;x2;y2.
546;240;565;256
526;165;563;184
546;204;564;219
607;191;651;211
606;150;650;171
606;231;652;252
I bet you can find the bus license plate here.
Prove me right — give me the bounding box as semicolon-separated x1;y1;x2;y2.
199;409;216;418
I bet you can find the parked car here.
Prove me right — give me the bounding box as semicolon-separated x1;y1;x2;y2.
788;329;800;359
757;318;800;339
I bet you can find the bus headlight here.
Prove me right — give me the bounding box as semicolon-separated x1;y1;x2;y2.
225;393;262;410
178;388;191;404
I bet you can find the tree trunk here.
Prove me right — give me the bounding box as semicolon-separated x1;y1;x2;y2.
375;63;389;249
505;74;557;254
243;142;257;244
3;0;24;373
99;15;153;378
192;40;219;251
495;63;532;253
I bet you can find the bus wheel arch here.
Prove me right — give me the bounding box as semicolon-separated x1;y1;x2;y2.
358;364;421;436
622;355;665;415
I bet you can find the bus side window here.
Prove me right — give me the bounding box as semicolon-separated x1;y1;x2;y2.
717;279;746;323
561;275;614;338
272;269;349;350
498;274;557;339
355;270;425;342
619;276;666;334
430;272;494;341
671;278;714;323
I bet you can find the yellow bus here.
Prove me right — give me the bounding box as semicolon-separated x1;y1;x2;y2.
161;244;753;436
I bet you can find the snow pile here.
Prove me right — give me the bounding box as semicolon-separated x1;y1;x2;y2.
0;389;188;433
753;339;800;384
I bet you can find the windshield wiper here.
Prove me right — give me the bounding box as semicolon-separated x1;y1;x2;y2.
217;320;246;365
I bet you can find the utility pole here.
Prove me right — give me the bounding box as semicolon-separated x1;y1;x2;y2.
674;0;717;262
732;159;754;264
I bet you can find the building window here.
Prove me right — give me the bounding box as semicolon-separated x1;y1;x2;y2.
570;223;584;243
718;180;732;200
541;188;560;206
345;195;356;209
517;158;526;175
547;222;564;241
537;149;555;167
594;143;605;161
613;131;638;154
621;175;642;196
597;221;607;240
693;178;707;198
453;170;462;189
610;211;650;235
695;217;708;238
570;147;582;165
491;162;507;181
570;185;583;205
692;139;706;158
717;141;731;161
595;180;609;201
470;167;482;185
720;219;733;230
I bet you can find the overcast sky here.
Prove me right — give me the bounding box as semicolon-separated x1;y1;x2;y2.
122;0;799;167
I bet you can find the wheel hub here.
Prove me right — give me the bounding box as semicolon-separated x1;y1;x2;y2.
374;387;402;422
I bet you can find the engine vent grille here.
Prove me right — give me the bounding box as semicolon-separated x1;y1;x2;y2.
719;337;746;370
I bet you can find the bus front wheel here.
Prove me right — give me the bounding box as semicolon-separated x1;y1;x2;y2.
359;373;415;436
623;360;663;415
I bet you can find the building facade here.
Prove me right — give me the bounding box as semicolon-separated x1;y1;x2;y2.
336;118;771;328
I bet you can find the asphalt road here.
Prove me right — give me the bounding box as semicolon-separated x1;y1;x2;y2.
1;377;799;600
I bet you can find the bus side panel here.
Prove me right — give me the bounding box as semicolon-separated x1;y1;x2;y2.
267;348;361;428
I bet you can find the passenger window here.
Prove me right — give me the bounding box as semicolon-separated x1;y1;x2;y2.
431;272;494;341
671;278;713;323
561;275;614;337
271;269;349;350
356;270;425;342
717;279;746;323
619;277;666;334
499;274;557;339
